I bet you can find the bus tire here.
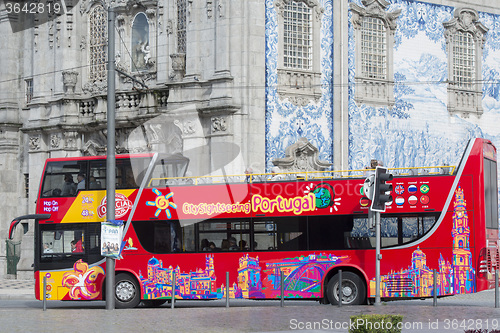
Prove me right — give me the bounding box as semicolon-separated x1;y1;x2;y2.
326;272;365;305
142;299;167;307
115;273;141;309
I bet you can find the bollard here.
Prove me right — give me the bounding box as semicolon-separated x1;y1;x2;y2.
43;276;47;311
280;270;284;307
496;269;499;309
433;269;437;307
226;272;229;308
171;271;176;309
338;270;342;307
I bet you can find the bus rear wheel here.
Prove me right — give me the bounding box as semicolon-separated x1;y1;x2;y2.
115;273;141;309
326;272;365;305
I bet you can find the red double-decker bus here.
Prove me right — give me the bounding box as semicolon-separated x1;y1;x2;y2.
9;138;500;308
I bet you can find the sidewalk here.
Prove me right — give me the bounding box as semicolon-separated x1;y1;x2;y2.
0;279;34;300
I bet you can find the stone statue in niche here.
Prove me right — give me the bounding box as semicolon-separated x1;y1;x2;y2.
131;13;150;71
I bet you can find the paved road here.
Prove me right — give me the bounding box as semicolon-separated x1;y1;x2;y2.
0;279;499;333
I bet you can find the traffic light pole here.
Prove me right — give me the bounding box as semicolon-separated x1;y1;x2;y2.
364;166;392;307
374;210;381;306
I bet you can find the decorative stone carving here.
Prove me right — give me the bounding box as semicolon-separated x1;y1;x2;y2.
34;26;39;52
29;136;41;151
166;19;173;34
67;12;73;47
50;134;61;149
128;116;183;154
146;8;156;21
156;90;169;108
272;137;332;173
275;0;324;21
174;119;196;135
62;71;78;93
64;131;79;150
350;0;400;31
116;14;126;28
80;35;87;50
170;53;186;81
48;22;54;49
83;140;101;156
83;132;108;156
444;8;488;47
207;0;213;18
218;0;225;18
188;0;193;23
211;117;227;133
83;80;107;95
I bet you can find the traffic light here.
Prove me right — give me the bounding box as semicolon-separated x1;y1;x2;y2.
363;174;375;201
371;166;393;212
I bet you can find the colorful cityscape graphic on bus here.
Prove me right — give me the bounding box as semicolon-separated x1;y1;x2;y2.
139;253;349;300
369;186;475;297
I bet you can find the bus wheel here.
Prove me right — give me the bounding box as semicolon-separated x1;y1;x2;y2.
115;273;141;309
326;272;365;305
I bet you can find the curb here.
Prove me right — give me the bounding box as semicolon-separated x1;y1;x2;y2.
0;293;35;300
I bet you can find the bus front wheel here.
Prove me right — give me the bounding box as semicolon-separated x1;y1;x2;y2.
326;272;365;305
115;273;141;309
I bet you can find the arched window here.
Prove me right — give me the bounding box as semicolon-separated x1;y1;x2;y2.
131;13;150;72
89;5;107;82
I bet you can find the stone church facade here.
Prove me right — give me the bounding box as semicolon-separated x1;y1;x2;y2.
1;0;500;279
0;0;268;279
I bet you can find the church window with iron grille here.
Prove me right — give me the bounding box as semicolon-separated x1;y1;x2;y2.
452;31;475;90
350;1;400;108
283;1;312;70
443;8;488;116
177;0;187;54
89;5;107;82
361;17;386;80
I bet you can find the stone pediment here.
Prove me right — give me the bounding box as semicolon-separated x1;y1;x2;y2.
272;137;331;173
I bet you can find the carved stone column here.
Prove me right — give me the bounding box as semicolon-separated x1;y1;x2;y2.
0;123;22;278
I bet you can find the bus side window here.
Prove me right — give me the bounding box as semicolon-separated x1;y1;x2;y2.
41;161;87;197
41;230;84;254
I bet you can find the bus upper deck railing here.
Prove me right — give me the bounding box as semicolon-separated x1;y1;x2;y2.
147;165;456;187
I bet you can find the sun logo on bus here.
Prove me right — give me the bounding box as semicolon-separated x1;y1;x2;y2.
304;183;341;212
146;188;177;219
